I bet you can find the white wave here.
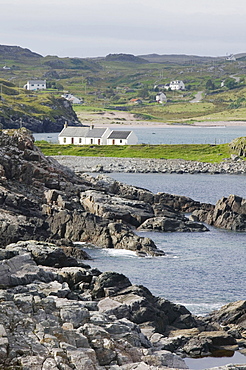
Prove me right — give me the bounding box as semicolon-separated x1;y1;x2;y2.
101;249;137;257
178;302;225;316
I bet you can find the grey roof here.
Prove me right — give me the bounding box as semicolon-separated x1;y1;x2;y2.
107;130;132;139
85;128;107;138
59;126;108;138
59;127;89;137
28;80;46;84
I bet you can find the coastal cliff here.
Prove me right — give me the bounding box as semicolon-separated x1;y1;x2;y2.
0;79;80;132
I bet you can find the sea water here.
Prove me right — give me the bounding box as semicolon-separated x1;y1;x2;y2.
83;173;246;317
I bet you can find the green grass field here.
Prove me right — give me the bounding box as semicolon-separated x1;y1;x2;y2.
36;141;232;163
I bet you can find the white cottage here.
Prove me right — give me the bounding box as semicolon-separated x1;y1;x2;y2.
106;130;138;145
58;125;138;145
24;80;46;91
58;125;110;145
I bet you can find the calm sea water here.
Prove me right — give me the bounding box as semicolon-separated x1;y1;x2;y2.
82;173;246;317
33;125;246;145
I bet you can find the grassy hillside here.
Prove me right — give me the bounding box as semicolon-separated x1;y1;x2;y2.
1;45;246;124
0;78;77;127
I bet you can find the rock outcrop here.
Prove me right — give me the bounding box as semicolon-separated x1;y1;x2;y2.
191;194;246;231
230;137;246;158
138;216;209;232
0;240;245;368
80;189;154;227
0;129;165;256
0;240;191;369
0;129;245;257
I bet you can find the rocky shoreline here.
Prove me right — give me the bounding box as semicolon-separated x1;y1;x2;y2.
1;239;246;370
52;155;246;175
0;129;245;369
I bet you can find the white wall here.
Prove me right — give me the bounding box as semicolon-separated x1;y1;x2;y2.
127;131;138;144
58;136;86;145
26;81;46;90
107;131;138;145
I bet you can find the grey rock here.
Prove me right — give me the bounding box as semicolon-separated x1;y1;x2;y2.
6;240;87;268
138;216;209;232
92;271;132;298
0;253;57;288
192;195;246;231
54;155;246;175
80;190;154;227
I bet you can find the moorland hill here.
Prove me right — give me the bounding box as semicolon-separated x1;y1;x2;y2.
1;45;246;128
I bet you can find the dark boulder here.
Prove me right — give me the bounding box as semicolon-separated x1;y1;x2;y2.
138;216;209;232
192;194;246;231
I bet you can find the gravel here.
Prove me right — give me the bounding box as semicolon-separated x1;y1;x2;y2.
52;155;246;175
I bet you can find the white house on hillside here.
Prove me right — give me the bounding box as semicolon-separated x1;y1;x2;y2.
24;80;46;91
156;92;167;103
61;93;83;104
58;125;138;145
169;80;185;90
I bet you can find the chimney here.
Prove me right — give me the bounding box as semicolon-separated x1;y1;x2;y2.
90;124;94;130
64;121;68;128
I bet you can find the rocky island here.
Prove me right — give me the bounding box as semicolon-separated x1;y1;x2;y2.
0;128;245;369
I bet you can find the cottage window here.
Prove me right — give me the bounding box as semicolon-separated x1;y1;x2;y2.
91;139;93;144
63;138;66;143
79;138;82;144
120;139;122;143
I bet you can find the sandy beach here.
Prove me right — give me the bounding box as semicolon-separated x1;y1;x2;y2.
76;111;246;128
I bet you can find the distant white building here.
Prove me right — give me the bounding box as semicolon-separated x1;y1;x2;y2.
24;80;46;91
163;80;185;91
61;93;83;104
169;80;185;90
226;54;236;61
58;125;138;145
156;92;167;103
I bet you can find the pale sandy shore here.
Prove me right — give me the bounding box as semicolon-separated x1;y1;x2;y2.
77;111;246;128
91;120;246;128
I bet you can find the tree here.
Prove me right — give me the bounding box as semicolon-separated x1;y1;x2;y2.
139;86;149;99
205;79;215;90
224;78;237;89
